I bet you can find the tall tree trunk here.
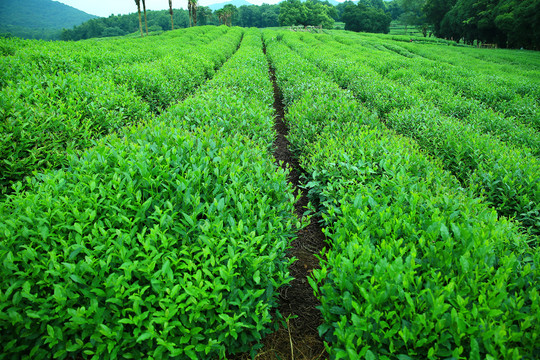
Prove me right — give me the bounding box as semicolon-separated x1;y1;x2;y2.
169;0;174;30
142;0;149;35
188;2;192;27
135;0;143;37
193;3;197;26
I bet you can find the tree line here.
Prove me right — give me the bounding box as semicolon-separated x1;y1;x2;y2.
394;0;539;49
60;0;539;49
61;0;390;41
60;3;279;41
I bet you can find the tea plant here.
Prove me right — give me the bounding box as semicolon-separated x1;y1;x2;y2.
280;31;540;236
0;72;150;197
0;27;242;198
264;30;540;359
0;29;300;359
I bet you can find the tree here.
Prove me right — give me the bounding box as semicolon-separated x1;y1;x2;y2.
305;0;335;28
385;0;404;20
237;5;260;27
336;1;352;21
142;0;149;35
495;0;540;49
426;0;539;48
259;4;280;27
188;0;198;26
261;10;279;27
198;6;212;26
102;26;126;37
279;0;307;26
134;0;144;36
168;0;174;30
363;0;386;11
423;0;456;36
399;0;427;35
279;0;334;28
221;4;237;26
342;1;392;33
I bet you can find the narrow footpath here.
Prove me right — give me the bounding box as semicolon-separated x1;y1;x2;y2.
257;44;328;360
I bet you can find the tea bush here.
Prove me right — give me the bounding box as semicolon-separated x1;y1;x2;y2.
0;29;299;359
264;30;540;359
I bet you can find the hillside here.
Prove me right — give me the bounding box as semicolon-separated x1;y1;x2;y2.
0;0;98;40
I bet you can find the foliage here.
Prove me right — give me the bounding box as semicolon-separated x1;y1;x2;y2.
286;30;540;235
215;5;237;27
234;5;280;28
342;1;392;33
188;0;198;27
61;10;191;41
111;27;242;113
264;29;539;359
308;124;539;359
0;72;150;197
59;3;280;41
0;29;301;359
385;0;405;20
0;124;297;359
0;26;242;197
398;0;428;32
0;0;96;40
278;0;335;29
425;0;540;49
2;23;540;359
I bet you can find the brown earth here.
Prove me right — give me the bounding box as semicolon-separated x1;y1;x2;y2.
239;44;329;360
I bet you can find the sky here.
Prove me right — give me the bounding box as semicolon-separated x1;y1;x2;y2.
54;0;283;17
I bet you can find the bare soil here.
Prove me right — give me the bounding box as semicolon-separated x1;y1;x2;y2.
243;44;328;360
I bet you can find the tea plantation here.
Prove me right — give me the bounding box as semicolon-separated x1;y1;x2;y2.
1;26;539;359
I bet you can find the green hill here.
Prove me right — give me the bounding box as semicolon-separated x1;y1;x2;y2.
0;0;98;40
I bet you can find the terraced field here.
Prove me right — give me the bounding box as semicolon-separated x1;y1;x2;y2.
1;26;539;359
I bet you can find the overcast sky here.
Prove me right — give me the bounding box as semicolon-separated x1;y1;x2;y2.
54;0;284;17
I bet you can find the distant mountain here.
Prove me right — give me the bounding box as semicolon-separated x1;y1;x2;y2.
0;0;98;40
208;0;255;11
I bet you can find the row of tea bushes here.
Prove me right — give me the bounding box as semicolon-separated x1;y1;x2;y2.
0;27;242;197
296;33;540;151
0;72;150;197
0;30;299;359
0;26;222;87
163;30;277;151
111;27;243;113
282;32;540;236
264;30;539;359
393;39;540;82
332;32;540;125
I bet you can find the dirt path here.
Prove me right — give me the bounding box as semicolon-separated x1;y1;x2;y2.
255;44;328;360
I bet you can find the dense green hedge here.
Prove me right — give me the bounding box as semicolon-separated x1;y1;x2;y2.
289;32;540;154
0;125;296;359
0;72;150;197
163;31;276;151
282;31;540;236
387;105;540;236
0;30;299;359
264;30;539;359
111;27;243;113
307;124;539;360
332;32;540;127
0;27;242;198
0;26;221;87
